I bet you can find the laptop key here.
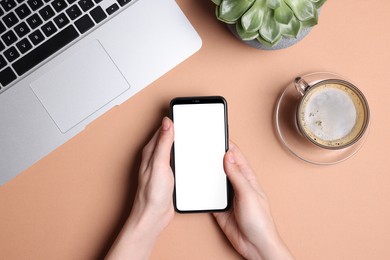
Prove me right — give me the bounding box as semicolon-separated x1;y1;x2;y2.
12;25;79;76
106;3;118;15
1;30;18;46
66;4;82;20
27;0;44;11
0;40;5;52
4;46;20;62
51;0;67;12
0;21;5;34
41;21;57;37
0;55;7;70
74;14;94;34
89;6;106;24
1;0;17;12
16;37;33;54
78;0;93;12
117;0;131;7
39;5;55;20
26;13;43;29
53;13;69;29
15;3;32;20
14;21;31;37
0;67;17;87
2;12;19;28
28;29;45;45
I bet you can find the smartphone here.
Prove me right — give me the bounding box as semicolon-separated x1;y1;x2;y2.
170;96;231;213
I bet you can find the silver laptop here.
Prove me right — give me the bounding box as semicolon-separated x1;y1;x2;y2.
0;0;202;185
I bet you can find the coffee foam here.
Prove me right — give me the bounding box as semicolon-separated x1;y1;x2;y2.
298;83;366;148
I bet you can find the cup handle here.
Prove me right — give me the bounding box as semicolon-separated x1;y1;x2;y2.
294;77;310;96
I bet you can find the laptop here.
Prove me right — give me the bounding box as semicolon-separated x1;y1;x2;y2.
0;0;202;185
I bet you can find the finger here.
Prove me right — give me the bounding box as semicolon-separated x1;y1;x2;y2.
228;141;255;179
140;127;161;173
213;210;232;227
213;211;228;230
212;211;237;247
223;149;251;198
150;117;174;168
228;141;262;192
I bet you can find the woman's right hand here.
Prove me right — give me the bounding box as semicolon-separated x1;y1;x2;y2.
213;142;294;260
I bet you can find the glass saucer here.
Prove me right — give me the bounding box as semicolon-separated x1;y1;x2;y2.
275;72;370;165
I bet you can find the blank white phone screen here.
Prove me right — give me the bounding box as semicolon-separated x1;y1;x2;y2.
173;103;227;211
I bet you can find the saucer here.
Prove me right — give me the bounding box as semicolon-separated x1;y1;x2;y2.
275;72;369;165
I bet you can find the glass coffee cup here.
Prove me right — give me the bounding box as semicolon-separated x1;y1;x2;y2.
275;72;371;164
294;77;370;150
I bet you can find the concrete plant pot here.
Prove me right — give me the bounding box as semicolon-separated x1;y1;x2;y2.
227;24;312;50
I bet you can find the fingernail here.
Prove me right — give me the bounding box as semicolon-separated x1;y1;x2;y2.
227;150;235;164
162;117;171;131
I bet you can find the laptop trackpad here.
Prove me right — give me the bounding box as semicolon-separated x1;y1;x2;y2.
30;40;130;133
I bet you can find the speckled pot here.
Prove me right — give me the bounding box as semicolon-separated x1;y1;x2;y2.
227;24;312;50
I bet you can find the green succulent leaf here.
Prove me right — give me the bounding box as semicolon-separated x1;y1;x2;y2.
311;0;326;9
218;0;255;24
274;1;293;25
284;0;315;21
256;35;273;47
257;34;282;46
259;9;281;44
236;22;259;40
301;7;318;27
212;0;324;47
266;0;281;9
241;0;266;32
280;14;302;37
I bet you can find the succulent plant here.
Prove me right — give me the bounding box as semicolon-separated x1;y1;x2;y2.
212;0;326;47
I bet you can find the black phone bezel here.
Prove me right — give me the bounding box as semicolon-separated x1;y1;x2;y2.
169;96;232;213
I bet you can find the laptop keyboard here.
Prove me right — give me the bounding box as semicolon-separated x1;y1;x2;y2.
0;0;132;92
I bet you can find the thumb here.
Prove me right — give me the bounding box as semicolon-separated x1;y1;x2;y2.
223;149;249;198
152;117;174;166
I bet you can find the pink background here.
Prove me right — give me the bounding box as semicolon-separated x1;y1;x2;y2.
1;0;390;259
